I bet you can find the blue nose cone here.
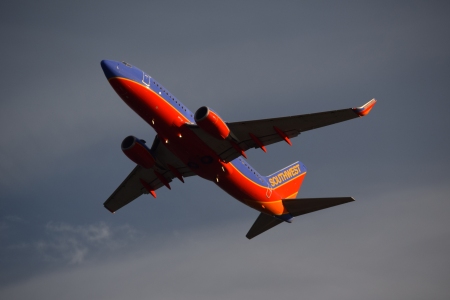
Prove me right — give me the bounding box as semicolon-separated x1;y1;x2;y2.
101;60;120;79
100;60;146;85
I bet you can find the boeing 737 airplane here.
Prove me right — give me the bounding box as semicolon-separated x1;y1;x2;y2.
100;60;376;239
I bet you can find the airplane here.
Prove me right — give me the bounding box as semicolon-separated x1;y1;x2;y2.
100;60;376;239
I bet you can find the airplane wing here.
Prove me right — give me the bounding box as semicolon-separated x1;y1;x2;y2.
103;136;196;213
188;99;376;162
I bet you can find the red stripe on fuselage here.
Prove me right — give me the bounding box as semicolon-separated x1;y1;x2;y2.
109;77;302;216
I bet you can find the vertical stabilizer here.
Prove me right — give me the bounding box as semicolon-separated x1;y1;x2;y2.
265;161;307;199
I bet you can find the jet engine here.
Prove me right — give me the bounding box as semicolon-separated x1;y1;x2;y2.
194;106;231;140
121;136;155;169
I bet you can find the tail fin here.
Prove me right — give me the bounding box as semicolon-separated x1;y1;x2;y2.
246;197;355;239
265;161;307;199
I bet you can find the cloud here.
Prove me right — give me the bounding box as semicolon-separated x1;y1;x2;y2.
36;238;88;264
1;1;450;299
45;222;111;242
34;222;140;264
1;183;450;300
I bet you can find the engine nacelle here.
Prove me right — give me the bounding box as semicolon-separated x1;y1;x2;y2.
194;106;231;140
121;136;155;169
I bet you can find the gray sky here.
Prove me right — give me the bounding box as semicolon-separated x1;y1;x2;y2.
1;1;449;299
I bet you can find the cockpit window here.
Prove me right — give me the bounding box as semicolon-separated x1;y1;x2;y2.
122;61;132;67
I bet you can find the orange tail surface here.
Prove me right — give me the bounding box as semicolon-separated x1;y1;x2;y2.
265;161;307;199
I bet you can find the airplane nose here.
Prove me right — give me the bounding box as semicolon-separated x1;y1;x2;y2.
100;60;120;79
100;60;144;85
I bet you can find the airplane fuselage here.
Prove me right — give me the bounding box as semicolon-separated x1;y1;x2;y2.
102;60;301;217
101;60;376;238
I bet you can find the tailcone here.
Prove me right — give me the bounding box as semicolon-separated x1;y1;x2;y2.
275;213;294;223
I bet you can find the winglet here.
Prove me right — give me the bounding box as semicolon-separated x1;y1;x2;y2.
353;98;377;117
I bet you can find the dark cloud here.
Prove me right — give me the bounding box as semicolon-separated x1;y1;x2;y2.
1;0;450;299
1;184;450;299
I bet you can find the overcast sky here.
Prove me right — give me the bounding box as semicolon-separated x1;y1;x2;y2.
1;1;449;299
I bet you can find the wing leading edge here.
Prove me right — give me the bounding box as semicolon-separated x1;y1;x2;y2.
189;99;377;162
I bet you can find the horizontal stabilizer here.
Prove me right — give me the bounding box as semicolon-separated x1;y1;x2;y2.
246;197;354;239
282;197;354;217
246;213;283;239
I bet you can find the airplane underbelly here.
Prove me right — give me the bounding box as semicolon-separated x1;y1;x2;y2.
111;77;285;215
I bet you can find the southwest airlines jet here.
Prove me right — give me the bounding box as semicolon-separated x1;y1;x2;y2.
100;60;376;239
